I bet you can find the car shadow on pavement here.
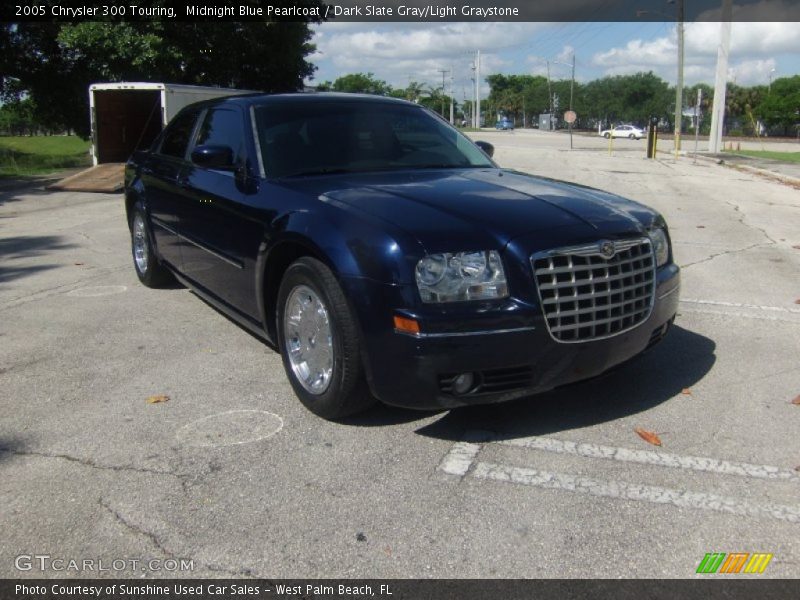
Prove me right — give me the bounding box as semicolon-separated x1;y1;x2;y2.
413;324;716;441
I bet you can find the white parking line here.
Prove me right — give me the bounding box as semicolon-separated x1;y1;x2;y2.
681;298;800;314
678;307;800;323
439;432;800;524
473;462;800;524
438;441;482;477
498;436;800;481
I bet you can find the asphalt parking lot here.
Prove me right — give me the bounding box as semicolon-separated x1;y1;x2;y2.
1;129;799;579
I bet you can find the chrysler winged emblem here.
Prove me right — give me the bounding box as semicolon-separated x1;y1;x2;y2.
599;240;616;259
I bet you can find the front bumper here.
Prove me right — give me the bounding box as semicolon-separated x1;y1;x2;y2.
342;263;680;410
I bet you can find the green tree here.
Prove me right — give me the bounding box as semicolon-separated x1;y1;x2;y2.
324;72;391;95
755;76;799;135
2;5;321;136
0;98;39;135
583;72;671;128
417;85;456;118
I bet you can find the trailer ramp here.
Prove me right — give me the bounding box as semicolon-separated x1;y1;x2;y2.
48;163;125;193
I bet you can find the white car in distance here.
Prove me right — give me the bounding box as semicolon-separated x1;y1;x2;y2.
600;124;645;139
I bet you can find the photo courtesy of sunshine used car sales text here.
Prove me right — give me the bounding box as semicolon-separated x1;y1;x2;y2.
14;583;394;597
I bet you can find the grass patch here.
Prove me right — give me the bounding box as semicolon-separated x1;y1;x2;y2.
723;149;800;164
0;135;92;178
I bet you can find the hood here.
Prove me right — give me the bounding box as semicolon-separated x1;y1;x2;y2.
279;168;659;253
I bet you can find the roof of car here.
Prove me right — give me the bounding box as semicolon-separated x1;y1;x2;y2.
195;92;417;110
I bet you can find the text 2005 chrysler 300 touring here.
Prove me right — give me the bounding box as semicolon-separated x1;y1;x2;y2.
125;93;680;419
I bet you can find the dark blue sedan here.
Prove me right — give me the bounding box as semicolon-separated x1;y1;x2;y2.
125;93;680;419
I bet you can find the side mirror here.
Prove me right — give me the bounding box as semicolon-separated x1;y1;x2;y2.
475;141;494;158
191;144;235;169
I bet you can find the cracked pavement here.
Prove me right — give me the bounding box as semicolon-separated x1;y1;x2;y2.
1;130;799;578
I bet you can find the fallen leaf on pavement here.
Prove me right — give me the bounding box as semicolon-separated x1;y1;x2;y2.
696;225;705;229
146;394;170;404
634;428;662;446
74;262;84;266
681;388;692;396
793;245;800;250
795;466;800;472
791;395;800;405
794;299;800;305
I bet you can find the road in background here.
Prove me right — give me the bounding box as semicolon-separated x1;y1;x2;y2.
1;130;799;578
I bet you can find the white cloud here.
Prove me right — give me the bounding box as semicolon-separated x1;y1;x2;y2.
307;21;798;92
590;22;798;85
685;22;800;56
728;58;778;86
308;22;546;90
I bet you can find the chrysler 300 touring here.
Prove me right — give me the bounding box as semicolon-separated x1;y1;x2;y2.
125;93;680;419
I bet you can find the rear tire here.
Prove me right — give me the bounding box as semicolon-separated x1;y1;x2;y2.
130;200;172;288
604;132;611;139
277;257;376;419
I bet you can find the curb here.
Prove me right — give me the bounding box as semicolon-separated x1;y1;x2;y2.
687;152;800;188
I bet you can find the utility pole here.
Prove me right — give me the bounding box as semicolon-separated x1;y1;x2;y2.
438;69;448;118
552;55;577;146
546;60;553;119
693;87;702;163
569;53;575;148
708;0;733;154
471;60;477;127
449;72;454;125
673;0;685;155
475;49;481;128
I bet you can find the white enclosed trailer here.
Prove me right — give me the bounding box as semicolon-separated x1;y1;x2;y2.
88;82;253;165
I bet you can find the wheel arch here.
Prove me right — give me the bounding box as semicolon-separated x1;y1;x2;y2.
257;234;335;344
256;207;415;343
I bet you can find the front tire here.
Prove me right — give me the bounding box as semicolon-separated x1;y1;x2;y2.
130;200;172;288
629;133;636;139
277;257;375;419
604;132;611;139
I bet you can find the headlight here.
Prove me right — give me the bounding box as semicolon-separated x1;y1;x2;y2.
415;250;508;303
649;227;670;267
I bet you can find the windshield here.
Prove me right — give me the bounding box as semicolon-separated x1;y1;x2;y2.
253;101;494;179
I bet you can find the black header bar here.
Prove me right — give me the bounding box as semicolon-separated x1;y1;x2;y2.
4;0;800;22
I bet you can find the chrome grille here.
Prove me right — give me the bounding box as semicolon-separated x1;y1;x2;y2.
531;238;655;343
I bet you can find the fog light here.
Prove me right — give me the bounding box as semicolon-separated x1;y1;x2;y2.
452;372;475;395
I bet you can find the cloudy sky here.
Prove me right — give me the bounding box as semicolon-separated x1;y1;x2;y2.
305;22;800;97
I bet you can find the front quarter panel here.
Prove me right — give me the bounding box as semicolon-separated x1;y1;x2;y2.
262;185;426;286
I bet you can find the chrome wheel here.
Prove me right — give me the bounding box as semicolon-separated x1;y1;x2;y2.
133;213;149;274
283;285;333;394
